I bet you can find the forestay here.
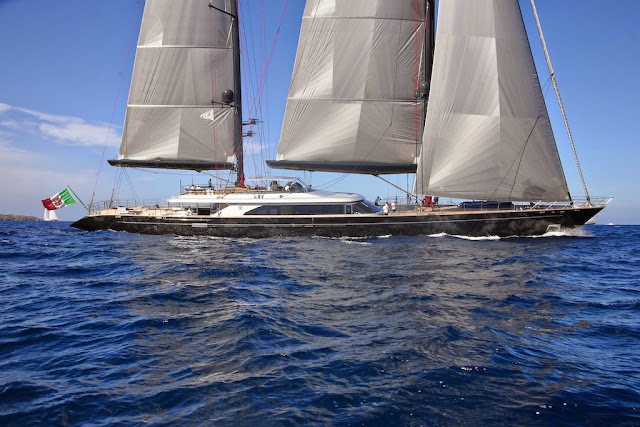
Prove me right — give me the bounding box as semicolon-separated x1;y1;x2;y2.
111;0;238;170
269;0;430;174
416;0;570;202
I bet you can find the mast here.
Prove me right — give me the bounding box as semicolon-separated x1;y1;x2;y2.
231;0;244;187
424;0;435;99
530;0;590;204
420;0;435;153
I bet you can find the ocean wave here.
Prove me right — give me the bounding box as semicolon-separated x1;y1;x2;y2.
0;222;638;425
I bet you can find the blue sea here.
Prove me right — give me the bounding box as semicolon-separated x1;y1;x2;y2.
0;221;638;426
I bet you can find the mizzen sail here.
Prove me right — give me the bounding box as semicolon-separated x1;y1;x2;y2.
110;0;239;171
416;0;570;202
268;0;433;174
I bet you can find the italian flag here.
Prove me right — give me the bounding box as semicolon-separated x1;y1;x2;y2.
42;187;78;211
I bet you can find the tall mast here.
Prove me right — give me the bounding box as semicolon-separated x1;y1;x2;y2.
415;0;435;151
208;0;243;185
530;0;590;205
424;0;435;97
232;0;244;187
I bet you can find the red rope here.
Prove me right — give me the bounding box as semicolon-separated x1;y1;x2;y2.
246;0;289;122
209;4;219;174
238;0;261;177
236;0;290;179
414;0;419;143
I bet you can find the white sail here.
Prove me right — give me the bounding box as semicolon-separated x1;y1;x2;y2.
269;0;431;174
416;0;570;202
43;209;58;221
112;0;238;170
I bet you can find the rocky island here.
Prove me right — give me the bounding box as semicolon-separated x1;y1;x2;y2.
0;214;42;221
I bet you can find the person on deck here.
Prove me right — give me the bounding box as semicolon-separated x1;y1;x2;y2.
382;202;389;215
391;199;396;213
423;195;433;210
375;196;381;206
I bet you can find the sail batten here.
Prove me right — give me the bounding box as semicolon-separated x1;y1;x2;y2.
416;0;570;202
271;0;430;174
113;0;238;171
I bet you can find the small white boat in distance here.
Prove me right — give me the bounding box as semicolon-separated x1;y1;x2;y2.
43;209;58;221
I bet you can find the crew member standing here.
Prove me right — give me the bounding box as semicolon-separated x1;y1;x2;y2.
382;202;389;215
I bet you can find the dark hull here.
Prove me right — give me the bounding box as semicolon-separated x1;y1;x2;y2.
71;206;603;238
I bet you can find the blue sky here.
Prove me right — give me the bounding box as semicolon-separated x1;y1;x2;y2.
0;0;638;224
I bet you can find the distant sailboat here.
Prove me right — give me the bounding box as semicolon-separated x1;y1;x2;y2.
43;209;58;222
73;0;608;238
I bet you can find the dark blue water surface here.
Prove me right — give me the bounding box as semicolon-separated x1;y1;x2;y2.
0;222;638;426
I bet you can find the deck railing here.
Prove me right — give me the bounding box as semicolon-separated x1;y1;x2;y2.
88;196;612;215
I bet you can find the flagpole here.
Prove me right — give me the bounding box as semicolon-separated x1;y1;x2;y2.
67;186;89;211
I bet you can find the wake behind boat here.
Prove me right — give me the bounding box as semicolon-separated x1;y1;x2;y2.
72;0;609;237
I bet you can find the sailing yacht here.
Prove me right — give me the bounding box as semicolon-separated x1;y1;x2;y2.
72;0;608;238
43;209;58;222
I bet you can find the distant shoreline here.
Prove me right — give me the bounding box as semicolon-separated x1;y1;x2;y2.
0;214;42;221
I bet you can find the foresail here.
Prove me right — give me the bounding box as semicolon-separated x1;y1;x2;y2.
111;0;238;170
268;0;431;175
416;0;570;202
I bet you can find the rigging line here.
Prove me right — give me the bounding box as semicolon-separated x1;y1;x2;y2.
530;0;587;204
111;168;124;207
123;169;140;205
238;0;289;177
135;169;196;176
375;175;422;203
245;0;289;121
260;0;269;170
90;0;144;211
238;2;262;178
199;171;234;185
315;172;351;190
486;114;544;202
413;0;420;152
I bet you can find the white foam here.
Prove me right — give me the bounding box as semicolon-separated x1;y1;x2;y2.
427;232;448;238
340;240;372;246
427;232;500;241
529;227;592;238
425;227;592;240
452;234;502;241
312;234;392;241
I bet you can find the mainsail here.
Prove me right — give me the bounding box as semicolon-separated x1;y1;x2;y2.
268;0;433;174
416;0;570;202
109;0;240;171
